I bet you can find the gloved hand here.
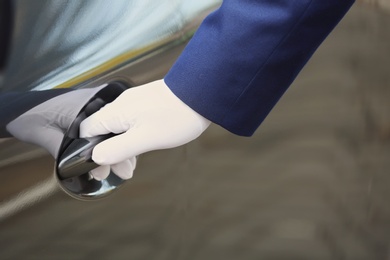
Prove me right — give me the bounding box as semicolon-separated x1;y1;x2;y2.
79;79;211;180
5;85;135;180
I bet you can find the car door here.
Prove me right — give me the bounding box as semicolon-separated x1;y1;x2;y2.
1;1;390;259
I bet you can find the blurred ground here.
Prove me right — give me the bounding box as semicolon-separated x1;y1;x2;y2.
0;3;389;260
358;0;390;12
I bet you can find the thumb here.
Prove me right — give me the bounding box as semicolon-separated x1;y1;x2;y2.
7;125;63;157
6;114;64;157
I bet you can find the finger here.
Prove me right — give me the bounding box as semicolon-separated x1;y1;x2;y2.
79;103;130;138
91;114;201;165
110;158;136;180
90;165;110;181
91;127;160;165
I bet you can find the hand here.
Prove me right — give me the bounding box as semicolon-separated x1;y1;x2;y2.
6;86;108;157
6;85;135;180
79;79;210;180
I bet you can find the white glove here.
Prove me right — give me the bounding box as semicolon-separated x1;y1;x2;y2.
7;86;107;157
79;79;211;180
6;85;135;180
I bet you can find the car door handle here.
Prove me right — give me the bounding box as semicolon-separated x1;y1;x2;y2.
57;134;114;180
55;81;127;200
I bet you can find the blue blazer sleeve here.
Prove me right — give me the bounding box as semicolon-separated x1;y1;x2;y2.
165;0;354;136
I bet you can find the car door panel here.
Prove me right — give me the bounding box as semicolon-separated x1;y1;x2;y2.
1;2;390;259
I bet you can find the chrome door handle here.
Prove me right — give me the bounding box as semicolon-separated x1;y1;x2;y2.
55;81;127;200
57;134;114;180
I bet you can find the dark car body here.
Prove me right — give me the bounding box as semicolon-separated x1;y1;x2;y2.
1;1;390;259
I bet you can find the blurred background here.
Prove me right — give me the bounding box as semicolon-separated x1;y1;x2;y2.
0;1;389;259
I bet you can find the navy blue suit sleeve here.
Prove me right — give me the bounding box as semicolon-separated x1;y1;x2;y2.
165;0;355;136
